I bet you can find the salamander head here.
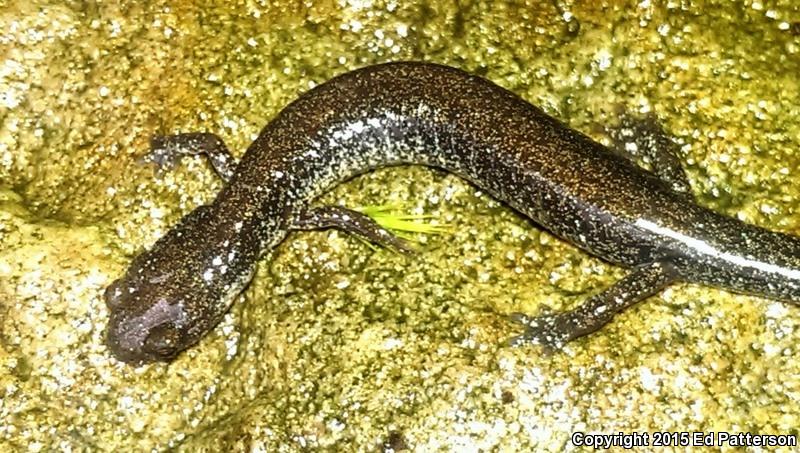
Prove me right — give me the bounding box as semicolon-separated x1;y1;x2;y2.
105;270;195;364
104;206;257;365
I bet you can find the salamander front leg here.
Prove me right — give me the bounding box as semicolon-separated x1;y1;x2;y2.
143;132;237;182
510;261;678;349
290;206;415;254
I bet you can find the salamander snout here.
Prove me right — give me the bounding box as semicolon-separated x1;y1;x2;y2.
104;272;192;365
106;315;185;365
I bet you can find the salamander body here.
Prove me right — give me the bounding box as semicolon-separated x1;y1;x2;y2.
105;62;800;365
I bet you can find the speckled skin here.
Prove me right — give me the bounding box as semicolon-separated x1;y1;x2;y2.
105;62;800;365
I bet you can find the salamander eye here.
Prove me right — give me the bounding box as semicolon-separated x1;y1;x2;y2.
142;324;183;360
104;279;126;309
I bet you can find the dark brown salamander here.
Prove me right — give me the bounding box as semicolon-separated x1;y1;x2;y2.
105;62;800;365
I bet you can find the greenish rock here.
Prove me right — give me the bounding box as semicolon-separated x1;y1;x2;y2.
2;0;800;451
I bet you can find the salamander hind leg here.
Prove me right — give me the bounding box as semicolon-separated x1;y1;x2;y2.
509;261;678;350
607;114;691;195
143;132;237;182
290;206;415;254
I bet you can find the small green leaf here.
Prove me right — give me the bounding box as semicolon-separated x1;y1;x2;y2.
356;204;451;240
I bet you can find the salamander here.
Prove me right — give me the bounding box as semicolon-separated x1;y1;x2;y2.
104;61;800;365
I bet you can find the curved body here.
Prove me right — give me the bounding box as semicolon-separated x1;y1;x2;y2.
105;62;800;364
